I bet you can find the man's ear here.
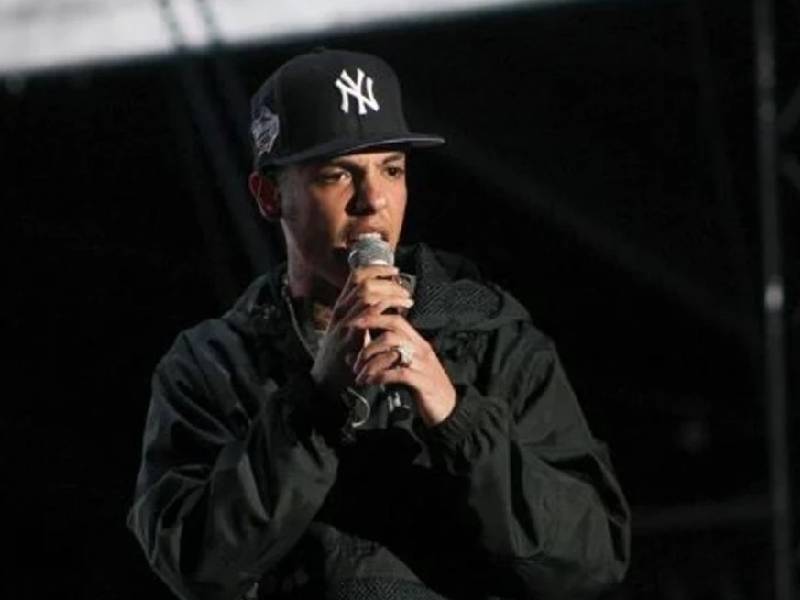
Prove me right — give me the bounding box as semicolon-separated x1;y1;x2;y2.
248;171;282;221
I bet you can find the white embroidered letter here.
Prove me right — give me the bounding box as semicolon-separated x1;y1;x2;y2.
335;68;380;115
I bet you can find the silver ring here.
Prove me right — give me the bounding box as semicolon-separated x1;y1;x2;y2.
394;344;414;368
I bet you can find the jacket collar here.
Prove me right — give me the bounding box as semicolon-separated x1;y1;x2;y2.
222;244;529;342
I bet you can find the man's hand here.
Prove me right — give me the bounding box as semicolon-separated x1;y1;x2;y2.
351;312;457;427
310;265;413;399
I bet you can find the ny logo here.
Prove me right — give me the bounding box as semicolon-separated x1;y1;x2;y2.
335;68;380;115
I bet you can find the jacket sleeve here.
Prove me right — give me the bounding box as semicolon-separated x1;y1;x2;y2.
428;321;630;599
127;329;339;600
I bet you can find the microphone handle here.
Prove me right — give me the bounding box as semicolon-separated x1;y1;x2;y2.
375;282;415;419
365;325;413;417
383;384;413;420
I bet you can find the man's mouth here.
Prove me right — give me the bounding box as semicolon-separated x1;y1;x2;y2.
344;229;389;246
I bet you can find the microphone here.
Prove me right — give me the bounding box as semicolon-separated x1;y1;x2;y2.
347;234;414;420
347;232;394;269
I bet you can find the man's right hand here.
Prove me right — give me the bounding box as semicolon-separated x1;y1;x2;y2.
310;265;413;399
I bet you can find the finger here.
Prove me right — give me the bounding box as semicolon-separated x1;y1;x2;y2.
332;266;398;320
331;282;360;322
355;277;412;304
352;313;420;340
357;357;418;387
349;265;400;286
367;296;414;317
341;297;414;333
334;279;411;323
352;332;408;373
354;350;407;385
338;322;368;350
350;267;410;302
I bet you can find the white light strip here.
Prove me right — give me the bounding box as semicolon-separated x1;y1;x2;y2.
211;0;542;44
0;0;547;75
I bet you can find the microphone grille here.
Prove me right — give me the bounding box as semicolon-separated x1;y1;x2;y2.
347;233;394;269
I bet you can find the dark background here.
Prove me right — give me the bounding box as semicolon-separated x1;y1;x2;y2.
3;0;799;597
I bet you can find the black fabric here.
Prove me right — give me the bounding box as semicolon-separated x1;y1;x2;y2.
250;49;444;169
127;244;631;600
330;578;450;600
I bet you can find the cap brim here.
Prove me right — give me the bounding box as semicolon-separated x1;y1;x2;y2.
259;132;445;169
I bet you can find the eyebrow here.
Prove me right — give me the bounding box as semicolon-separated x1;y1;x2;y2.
380;152;406;164
326;152;406;169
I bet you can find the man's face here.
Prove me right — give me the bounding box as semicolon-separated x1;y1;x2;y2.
278;150;408;290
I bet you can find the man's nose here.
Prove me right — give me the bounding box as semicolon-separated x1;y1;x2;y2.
352;172;388;213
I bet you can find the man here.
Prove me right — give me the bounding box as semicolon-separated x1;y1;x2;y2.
128;48;630;600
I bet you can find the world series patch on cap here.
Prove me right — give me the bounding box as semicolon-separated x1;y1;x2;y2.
250;48;445;170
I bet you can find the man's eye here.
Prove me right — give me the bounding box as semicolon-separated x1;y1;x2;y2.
317;170;350;184
385;165;405;178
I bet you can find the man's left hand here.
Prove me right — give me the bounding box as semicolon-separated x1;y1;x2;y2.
351;313;456;426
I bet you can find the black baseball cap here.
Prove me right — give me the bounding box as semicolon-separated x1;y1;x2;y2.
250;48;445;170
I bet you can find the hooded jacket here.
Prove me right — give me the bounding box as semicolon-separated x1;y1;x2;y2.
128;244;630;600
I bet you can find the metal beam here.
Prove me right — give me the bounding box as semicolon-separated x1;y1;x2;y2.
753;0;795;598
157;0;281;287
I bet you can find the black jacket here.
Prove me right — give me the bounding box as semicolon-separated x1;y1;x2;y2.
128;245;630;600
